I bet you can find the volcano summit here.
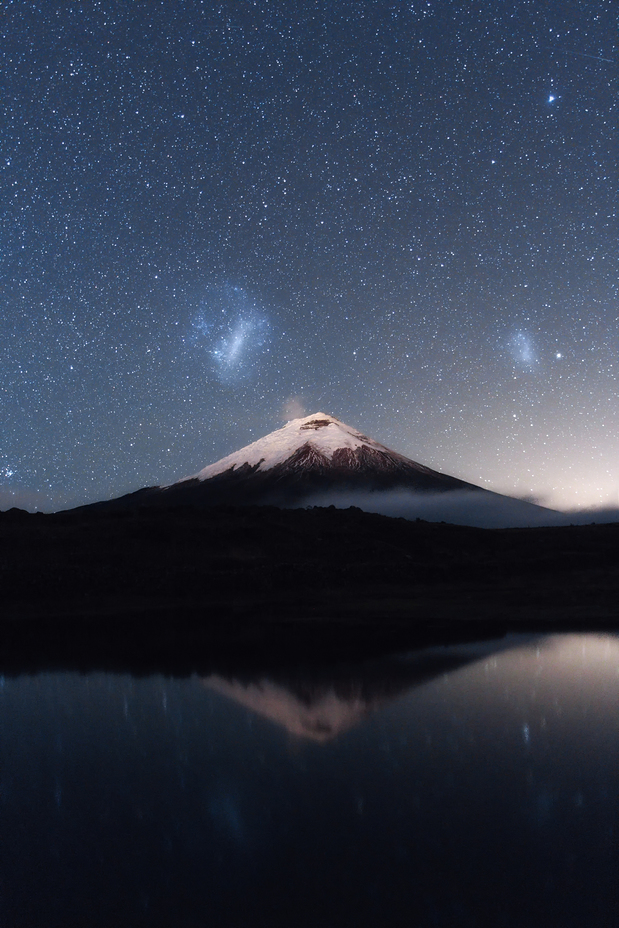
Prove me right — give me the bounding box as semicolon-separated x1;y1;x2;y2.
5;414;616;655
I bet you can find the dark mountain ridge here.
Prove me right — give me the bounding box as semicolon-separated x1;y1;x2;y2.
1;501;618;673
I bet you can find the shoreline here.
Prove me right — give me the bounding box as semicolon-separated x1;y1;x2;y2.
1;610;618;678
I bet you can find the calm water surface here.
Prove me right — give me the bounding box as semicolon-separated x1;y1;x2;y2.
1;633;618;927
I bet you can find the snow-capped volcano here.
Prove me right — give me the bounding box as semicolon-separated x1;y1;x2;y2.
153;412;477;506
83;412;555;526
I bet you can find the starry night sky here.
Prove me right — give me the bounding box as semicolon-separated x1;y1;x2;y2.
1;0;617;512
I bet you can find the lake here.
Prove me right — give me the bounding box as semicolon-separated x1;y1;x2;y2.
1;633;617;927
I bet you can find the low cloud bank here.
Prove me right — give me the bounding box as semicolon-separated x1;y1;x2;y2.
294;488;619;529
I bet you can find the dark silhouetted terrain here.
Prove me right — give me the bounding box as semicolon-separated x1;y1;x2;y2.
1;503;618;672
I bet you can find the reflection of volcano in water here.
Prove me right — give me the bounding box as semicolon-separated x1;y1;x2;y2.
203;641;506;742
205;676;368;742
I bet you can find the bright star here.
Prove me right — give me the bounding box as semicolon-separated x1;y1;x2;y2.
548;94;555;103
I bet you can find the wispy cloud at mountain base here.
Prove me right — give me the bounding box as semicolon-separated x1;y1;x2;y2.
295;488;619;529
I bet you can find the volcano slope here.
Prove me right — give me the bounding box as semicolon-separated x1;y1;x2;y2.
1;503;618;672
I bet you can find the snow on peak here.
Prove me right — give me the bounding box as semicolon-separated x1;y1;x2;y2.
179;413;393;483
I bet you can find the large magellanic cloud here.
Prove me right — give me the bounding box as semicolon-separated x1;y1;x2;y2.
188;286;270;383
